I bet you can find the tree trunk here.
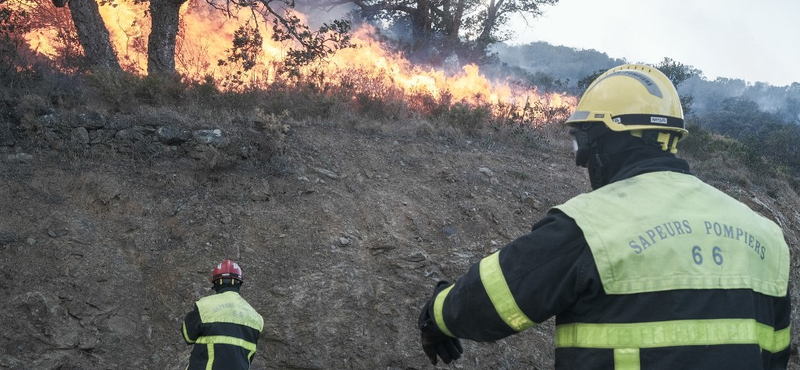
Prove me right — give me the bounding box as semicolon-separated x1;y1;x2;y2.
147;0;187;76
67;0;121;72
410;0;433;50
441;0;465;43
476;0;502;50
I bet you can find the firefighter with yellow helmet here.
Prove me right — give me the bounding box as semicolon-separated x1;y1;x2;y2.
417;64;791;369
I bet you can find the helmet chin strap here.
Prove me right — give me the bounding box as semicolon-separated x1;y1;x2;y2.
587;149;630;190
587;152;607;190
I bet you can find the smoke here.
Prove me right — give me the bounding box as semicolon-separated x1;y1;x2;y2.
294;1;359;29
490;41;624;84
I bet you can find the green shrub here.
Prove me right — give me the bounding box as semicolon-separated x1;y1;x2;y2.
438;102;491;136
133;74;187;105
87;71;188;109
86;71;142;109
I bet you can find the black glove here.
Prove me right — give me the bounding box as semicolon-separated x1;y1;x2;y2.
418;281;463;365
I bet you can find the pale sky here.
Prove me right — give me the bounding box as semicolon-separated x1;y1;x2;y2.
506;0;800;86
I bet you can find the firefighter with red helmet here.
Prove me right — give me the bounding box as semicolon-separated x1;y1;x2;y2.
417;64;791;369
182;259;264;370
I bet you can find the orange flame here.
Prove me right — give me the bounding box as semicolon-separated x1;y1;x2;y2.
13;0;576;124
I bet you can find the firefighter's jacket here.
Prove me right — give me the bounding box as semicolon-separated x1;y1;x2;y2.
428;156;791;369
182;288;264;370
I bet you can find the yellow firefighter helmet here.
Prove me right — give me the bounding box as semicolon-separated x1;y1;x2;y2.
565;64;688;153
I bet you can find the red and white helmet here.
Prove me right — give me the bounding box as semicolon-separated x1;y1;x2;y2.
211;259;243;283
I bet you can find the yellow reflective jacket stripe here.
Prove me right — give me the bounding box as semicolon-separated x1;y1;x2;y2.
194;335;258;352
433;252;537;337
182;322;195;344
479;252;535;332
555;319;790;353
433;285;455;337
205;344;214;370
614;348;640;370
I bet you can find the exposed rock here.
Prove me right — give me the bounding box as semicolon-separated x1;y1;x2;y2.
0;231;19;244
37;113;58;128
5;152;33;162
78;111;107;129
523;196;543;210
156;125;191;145
193;129;223;145
47;228;69;238
41;130;62;149
115;126;153;142
70;127;90;146
108;114;139;130
66;111;106;129
313;167;339;179
90;129;116;144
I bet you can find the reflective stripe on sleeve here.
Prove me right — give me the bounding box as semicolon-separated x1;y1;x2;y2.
433;284;455;337
556;319;790;353
194;335;258;352
182;322;195;343
479;252;535;332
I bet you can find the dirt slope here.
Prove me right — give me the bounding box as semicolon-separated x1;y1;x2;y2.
1;111;798;369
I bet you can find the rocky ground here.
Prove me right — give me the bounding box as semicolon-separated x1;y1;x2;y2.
1;100;798;369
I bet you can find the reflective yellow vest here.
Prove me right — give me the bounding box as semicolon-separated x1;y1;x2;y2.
554;171;790;369
184;291;264;369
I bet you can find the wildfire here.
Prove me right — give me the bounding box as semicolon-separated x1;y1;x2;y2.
11;0;576;124
23;27;60;58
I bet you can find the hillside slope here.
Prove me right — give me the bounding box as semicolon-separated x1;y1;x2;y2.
1;108;798;369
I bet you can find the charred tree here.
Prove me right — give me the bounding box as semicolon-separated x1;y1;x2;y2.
439;0;466;45
475;0;558;50
312;0;558;58
409;0;433;51
147;0;188;76
64;0;121;72
475;0;501;51
206;0;352;77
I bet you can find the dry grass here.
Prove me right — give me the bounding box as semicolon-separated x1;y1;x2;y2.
4;66;797;199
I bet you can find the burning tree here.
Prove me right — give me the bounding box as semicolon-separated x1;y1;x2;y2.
197;0;353;78
308;0;559;63
1;0;118;73
13;0;351;76
4;0;576;127
44;0;120;72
